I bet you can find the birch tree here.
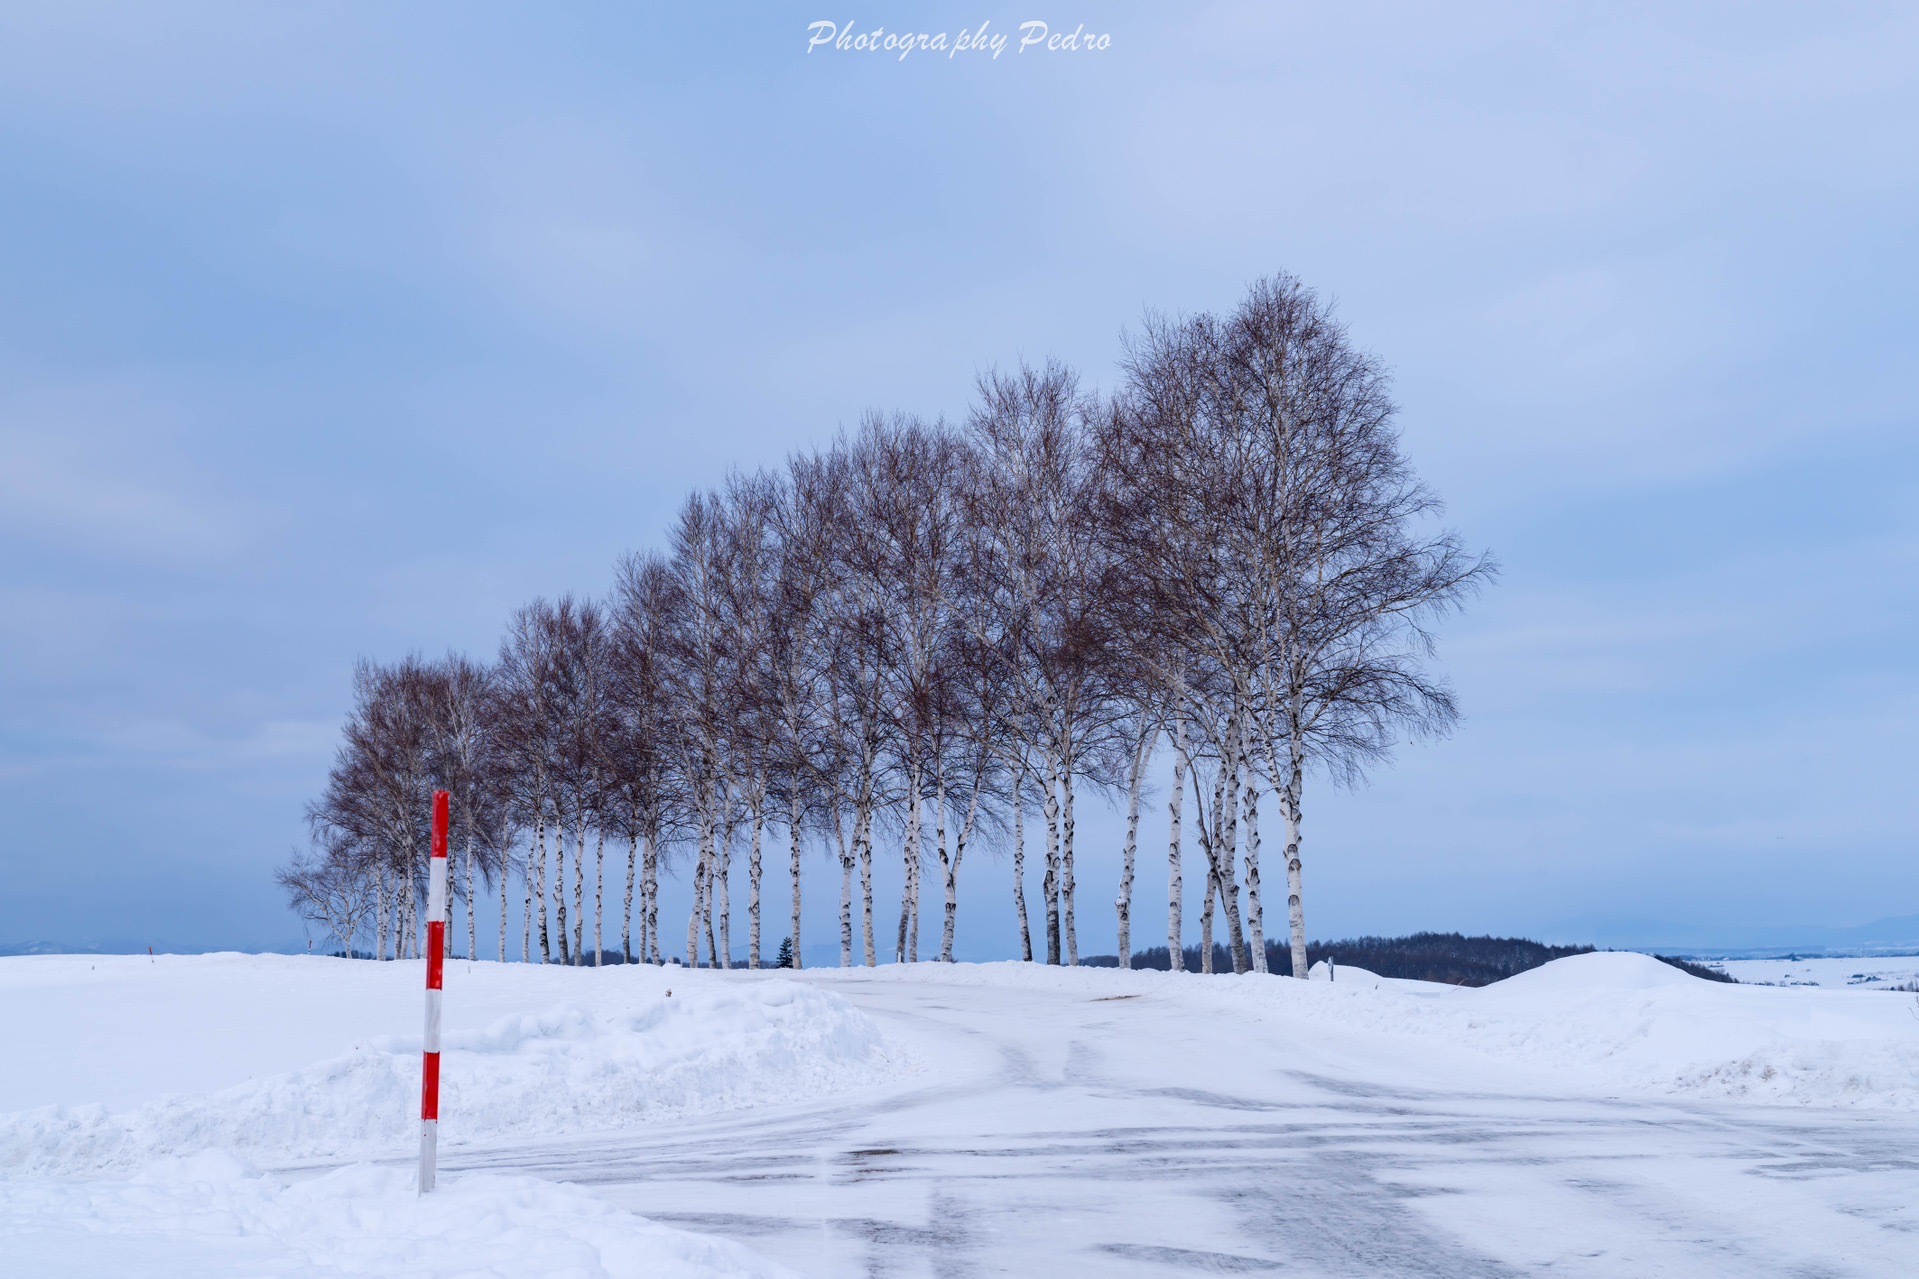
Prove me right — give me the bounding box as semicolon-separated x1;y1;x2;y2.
717;472;781;968
763;453;842;971
610;552;684;965
823;426;905;966
663;492;740;968
419;654;510;960
964;362;1123;965
1117;275;1492;977
497;604;569;963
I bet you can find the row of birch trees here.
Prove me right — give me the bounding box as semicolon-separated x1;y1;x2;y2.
282;274;1492;974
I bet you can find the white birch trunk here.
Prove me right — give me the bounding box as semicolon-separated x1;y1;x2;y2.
1167;742;1186;973
857;800;877;967
1219;746;1247;974
623;832;636;962
463;841;475;961
535;813;551;963
375;864;388;961
1041;758;1061;965
928;776;947;963
554;818;571;965
1243;777;1266;974
1200;866;1215;974
593;826;605;966
573;823;587;963
788;794;804;971
643;833;661;964
1012;801;1032;962
832;806;848;956
910;790;926;964
521;838;533;963
694;782;716;967
1198;718;1251;974
837;810;855;968
715;829;732;969
839;849;855;967
1283;730;1308;980
704;873;720;968
1116;729;1152;971
694;821;717;960
747;799;764;968
1061;764;1078;967
940;784;973;964
896;769;921;964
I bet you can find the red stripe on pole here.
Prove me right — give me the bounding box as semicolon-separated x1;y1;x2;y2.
421;787;450;1193
421;1052;440;1121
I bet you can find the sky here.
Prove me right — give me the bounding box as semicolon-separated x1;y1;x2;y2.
1;4;1915;956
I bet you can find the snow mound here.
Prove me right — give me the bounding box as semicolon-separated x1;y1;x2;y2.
0;1150;795;1278
2;980;901;1175
1459;953;1919;1106
1485;950;1697;992
1307;960;1386;987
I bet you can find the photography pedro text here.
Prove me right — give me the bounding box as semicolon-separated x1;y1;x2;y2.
806;20;1111;61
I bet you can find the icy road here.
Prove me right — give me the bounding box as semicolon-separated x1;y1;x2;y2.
444;964;1919;1277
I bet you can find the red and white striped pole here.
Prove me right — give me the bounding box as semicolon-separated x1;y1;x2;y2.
420;788;450;1193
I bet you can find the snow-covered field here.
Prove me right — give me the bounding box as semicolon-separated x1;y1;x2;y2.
1721;952;1919;990
4;951;1917;1275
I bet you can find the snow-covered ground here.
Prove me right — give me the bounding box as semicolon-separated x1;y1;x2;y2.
4;951;1918;1275
1721;952;1919;990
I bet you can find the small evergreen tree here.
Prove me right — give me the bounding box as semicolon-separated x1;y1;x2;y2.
776;936;794;969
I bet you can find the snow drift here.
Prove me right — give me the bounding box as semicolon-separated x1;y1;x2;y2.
1;979;901;1175
816;950;1919;1109
1458;951;1919;1106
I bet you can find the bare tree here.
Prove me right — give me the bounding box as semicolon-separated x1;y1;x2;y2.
714;471;783;968
307;658;438;961
277;832;374;956
663;492;741;968
763;454;844;971
497;603;569;963
418;654;509;960
967;362;1125;965
845;416;969;964
610;551;684;965
931;575;1014;963
818;428;904;966
1118;275;1493;977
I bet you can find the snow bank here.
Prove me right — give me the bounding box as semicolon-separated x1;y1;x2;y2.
816;954;1919;1109
1458;952;1919;1107
0;1150;796;1278
2;979;902;1175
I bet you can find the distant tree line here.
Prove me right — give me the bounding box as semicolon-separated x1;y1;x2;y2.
280;274;1492;974
1088;934;1736;985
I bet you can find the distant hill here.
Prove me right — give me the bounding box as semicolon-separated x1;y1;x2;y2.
0;941;108;957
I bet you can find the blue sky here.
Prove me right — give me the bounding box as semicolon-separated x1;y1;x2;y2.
1;4;1914;955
